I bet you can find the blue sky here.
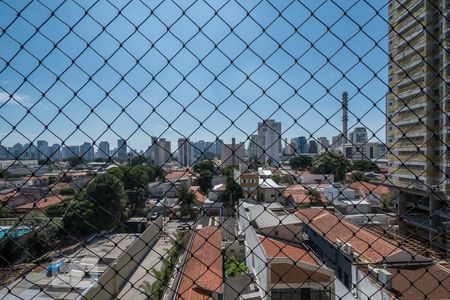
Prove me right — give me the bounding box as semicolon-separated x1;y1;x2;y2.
0;0;389;150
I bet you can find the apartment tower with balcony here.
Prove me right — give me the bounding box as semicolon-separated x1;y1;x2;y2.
387;0;449;251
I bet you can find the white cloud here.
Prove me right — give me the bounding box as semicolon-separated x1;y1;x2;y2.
0;92;32;106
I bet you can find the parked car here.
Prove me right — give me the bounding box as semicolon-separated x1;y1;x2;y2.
150;212;159;221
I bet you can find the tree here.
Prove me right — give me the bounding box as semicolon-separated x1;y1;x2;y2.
138;280;153;300
221;177;243;208
67;156;85;169
310;151;351;181
271;174;295;185
225;256;248;277
289;156;312;171
349;171;371;183
197;170;213;193
130;155;148;165
179;186;195;210
21;212;60;260
306;187;322;206
62;173;127;234
352;160;379;172
221;165;237;177
193;160;215;174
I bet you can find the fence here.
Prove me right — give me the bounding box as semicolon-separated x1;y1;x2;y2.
0;0;449;299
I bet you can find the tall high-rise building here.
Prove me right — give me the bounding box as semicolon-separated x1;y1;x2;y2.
49;144;61;161
387;1;449;250
192;140;205;159
257;119;282;165
308;140;318;154
221;138;246;167
153;138;171;166
80;142;94;161
97;141;110;159
317;137;330;153
345;127;369;160
117;139;127;160
178;138;194;166
248;134;264;160
36;140;48;160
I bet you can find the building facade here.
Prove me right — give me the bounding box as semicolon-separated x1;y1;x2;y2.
387;0;450;251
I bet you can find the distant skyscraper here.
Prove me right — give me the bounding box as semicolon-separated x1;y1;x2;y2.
153;138;171;166
49;144;61;161
178;138;194;166
349;127;368;144
97;141;110;159
221;138;245;167
248;134;263;160
117;139;127;160
192;140;205;159
317;137;330;153
308;140;318;154
257;119;282;165
36;140;49;160
80;142;94;161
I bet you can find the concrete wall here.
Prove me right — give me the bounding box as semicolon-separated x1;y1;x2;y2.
258;224;303;242
238;204;268;299
303;225;353;289
79;217;163;300
352;267;393;300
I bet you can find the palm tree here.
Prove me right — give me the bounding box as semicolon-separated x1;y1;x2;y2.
138;280;152;300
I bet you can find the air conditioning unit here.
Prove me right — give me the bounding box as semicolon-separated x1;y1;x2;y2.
336;239;343;249
378;269;393;289
368;265;380;279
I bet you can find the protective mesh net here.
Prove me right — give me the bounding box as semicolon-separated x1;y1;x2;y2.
0;0;449;299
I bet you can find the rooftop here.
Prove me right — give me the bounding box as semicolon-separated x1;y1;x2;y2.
177;226;223;300
244;202;301;229
259;235;318;266
295;208;421;264
14;196;67;212
387;264;450;299
349;181;390;196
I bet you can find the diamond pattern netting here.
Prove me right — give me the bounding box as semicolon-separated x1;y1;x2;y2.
0;0;449;299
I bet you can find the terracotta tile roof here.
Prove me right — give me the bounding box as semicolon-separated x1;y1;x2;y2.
259;236;318;266
282;185;327;204
14;196;66;212
387;264;450;300
177;226;223;300
295;208;404;263
165;170;194;182
189;186;206;204
349;181;390;196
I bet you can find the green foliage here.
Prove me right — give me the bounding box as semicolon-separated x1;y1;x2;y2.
67;156;85;169
310;151;351;181
0;207;11;218
248;157;264;170
62;173;127;234
351;160;379;172
193;160;215;174
48;176;59;185
225;256;248;277
306;187;322;205
179;186;196;212
61;174;73;183
60;188;76;196
130;155;149;165
349;171;371;183
0;169;21;179
221;176;243;207
271;174;295;185
38;159;51;166
197;170;213;193
147;230;184;300
289;156;312;171
221;165;237;177
45;200;70;217
381;191;394;209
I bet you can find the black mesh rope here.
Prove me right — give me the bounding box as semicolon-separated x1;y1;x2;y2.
0;0;449;300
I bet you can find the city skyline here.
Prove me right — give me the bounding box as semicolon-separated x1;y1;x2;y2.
0;1;389;150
